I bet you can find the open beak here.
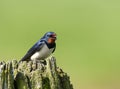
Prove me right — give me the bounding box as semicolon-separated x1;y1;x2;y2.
48;36;56;43
52;34;57;40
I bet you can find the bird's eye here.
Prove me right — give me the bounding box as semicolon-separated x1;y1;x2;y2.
47;35;50;37
50;35;53;37
47;34;52;37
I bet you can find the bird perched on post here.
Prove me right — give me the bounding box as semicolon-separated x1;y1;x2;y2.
19;32;57;63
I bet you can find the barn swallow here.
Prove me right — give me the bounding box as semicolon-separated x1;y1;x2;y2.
19;32;57;62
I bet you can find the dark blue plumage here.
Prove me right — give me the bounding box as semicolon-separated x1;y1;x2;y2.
19;32;57;62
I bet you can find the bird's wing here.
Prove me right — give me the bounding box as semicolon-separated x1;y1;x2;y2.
19;41;45;62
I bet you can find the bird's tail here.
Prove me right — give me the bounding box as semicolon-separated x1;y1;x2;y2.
19;58;24;63
19;57;30;63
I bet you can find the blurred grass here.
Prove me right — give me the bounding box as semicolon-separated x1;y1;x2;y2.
0;0;120;89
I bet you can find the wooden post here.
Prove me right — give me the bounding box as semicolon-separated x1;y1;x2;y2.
0;56;73;89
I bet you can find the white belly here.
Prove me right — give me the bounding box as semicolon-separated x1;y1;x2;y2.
31;44;54;60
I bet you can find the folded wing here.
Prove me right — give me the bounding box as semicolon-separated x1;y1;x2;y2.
19;41;44;62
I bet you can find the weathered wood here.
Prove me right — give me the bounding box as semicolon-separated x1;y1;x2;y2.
0;56;73;89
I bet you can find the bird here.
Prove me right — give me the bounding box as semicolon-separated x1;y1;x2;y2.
19;32;57;63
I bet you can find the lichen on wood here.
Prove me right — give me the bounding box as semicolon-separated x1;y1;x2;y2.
0;56;73;89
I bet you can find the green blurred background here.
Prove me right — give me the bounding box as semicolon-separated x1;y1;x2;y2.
0;0;120;89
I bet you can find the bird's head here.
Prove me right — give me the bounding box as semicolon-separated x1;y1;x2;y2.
43;32;57;44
